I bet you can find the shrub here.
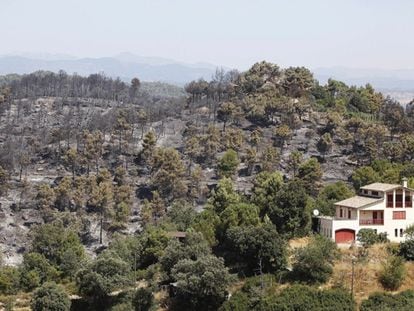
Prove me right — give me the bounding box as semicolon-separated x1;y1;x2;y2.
360;290;414;311
218;149;240;178
20;252;59;291
379;255;406;290
400;239;414;260
132;287;153;311
292;235;339;283
219;291;250;311
31;282;71;311
76;255;132;303
357;229;388;247
0;266;20;295
258;285;355;311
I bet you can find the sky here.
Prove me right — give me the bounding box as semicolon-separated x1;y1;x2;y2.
0;0;413;70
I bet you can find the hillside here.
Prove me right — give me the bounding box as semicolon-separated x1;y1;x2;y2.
2;63;414;310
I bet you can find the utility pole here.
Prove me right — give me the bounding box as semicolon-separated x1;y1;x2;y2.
351;256;356;300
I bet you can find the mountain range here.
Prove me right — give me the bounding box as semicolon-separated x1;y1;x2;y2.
0;53;219;85
0;53;413;97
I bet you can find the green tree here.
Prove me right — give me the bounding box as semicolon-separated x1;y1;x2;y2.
287;150;303;177
219;203;260;237
400;225;414;260
292;235;339;284
357;228;388;248
217;102;237;132
31;282;71;311
218;149;240;178
251;171;284;217
0;266;20;295
76;255;132;303
150;147;188;200
171;255;232;310
208;177;241;214
138;227;170;269
166;200;197;231
379;255;406;291
141;130;157;161
160;231;211;280
383;97;405;137
269;180;310;236
259;146;280;171
31;222;85;270
317;133;333;159
225;224;287;274
282;66;315;98
20;253;59;291
273;124;292;151
351;166;380;190
132;287;153;311
35;184;56;210
191;209;221;246
63;148;80;180
297;158;322;195
316;182;355;216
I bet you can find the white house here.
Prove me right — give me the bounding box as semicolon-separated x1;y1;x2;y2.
317;178;414;243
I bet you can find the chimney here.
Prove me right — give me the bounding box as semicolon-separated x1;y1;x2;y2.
402;177;408;188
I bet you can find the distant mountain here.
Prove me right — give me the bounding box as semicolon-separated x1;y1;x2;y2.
1;54;413;95
0;54;219;85
314;67;414;92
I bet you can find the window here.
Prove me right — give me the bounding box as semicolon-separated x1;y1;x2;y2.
348;210;351;219
340;209;343;218
396;194;403;207
400;229;404;237
395;229;398;237
393;211;406;220
363;189;368;194
372;191;379;196
406;193;412;207
387;194;393;208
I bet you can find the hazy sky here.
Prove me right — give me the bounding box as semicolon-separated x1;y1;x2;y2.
0;0;413;70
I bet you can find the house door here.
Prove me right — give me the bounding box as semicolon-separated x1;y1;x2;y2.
335;229;355;243
373;211;383;220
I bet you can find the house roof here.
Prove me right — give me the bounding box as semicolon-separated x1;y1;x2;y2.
334;195;383;209
360;183;402;192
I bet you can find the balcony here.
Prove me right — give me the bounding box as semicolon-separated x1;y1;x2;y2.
386;201;412;208
359;219;384;225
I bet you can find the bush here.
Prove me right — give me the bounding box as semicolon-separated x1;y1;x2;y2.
379;255;406;290
31;282;71;311
224;224;287;275
360;290;414;311
76;255;132;303
357;229;388;247
219;291;250;311
132;287;153;311
0;266;20;295
400;239;414;260
20;252;59;291
258;285;355;311
292;235;339;283
218;149;240;178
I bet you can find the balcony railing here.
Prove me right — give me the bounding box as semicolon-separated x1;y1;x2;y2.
386;201;412;208
359;219;384;225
